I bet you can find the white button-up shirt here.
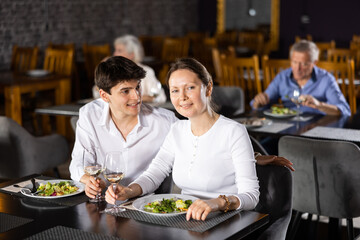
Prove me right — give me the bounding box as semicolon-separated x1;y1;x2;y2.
69;99;177;185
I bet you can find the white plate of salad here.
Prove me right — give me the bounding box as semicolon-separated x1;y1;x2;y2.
132;194;198;216
20;180;84;199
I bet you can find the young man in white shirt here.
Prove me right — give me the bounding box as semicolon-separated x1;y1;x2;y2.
69;56;177;199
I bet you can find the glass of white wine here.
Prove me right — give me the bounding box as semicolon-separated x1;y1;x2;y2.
104;151;127;210
290;88;305;121
83;147;105;203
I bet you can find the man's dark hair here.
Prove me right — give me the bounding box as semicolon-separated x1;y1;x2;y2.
94;56;146;94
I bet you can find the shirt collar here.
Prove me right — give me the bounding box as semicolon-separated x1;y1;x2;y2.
289;66;318;83
97;103;148;129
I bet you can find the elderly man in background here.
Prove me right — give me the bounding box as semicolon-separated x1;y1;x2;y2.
251;40;351;116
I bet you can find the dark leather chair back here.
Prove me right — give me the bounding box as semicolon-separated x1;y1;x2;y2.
279;135;360;239
212;86;245;117
251;164;293;240
0;117;69;179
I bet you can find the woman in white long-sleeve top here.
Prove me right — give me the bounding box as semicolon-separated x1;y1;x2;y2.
105;58;260;221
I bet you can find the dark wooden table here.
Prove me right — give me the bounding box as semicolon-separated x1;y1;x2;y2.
237;110;360;144
0;71;71;136
0;175;269;240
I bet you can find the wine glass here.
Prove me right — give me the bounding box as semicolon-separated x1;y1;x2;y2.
83;147;105;203
104;151;127;210
150;82;162;98
290;88;304;121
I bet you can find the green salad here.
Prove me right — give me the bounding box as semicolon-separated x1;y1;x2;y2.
271;106;297;115
144;198;193;213
37;181;79;196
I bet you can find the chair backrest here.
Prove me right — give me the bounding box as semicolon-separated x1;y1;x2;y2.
316;59;356;115
327;48;358;63
161;37;189;63
238;31;265;56
11;45;39;73
0;116;69;179
212;86;245;116
158;37;190;84
262;55;290;89
82;43;111;81
295;35;313;42
249;135;269;155
43;47;74;76
48;42;75;51
219;54;261;105
139;35;164;59
253;164;292;240
191;37;216;78
279;135;360;219
314;40;336;61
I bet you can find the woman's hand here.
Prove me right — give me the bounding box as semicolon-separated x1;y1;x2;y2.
186;198;221;221
105;183;142;205
81;175;106;199
256;155;295;171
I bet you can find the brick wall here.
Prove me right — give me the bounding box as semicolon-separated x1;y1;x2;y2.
0;0;199;70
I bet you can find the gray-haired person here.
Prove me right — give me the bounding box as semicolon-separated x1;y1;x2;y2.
251;40;350;116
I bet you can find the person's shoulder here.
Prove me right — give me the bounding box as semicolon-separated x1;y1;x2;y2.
138;64;155;73
141;104;178;123
80;98;104;114
314;65;335;80
217;115;247;132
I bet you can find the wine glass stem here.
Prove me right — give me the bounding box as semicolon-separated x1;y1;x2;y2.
112;183;117;194
296;104;300;119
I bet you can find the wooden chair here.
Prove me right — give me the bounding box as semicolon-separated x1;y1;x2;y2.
38;47;75;134
315;40;336;61
317;59;356;115
139;35;164;59
43;47;74;76
214;31;238;50
279;136;360;240
192;37;216;78
238;31;265;56
158;37;190;84
82;43;111;82
11;45;39;73
212;47;237;85
219;54;261;107
327;48;360;83
262;55;290;90
295;34;312;42
47;42;79;100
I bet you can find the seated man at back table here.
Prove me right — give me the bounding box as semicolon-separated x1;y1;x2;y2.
251;40;351;116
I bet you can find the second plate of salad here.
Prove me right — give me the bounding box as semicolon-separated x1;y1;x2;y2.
132;194;198;216
20;179;84;199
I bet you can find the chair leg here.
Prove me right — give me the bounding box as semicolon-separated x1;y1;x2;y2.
329;218;341;240
347;218;354;240
287;211;303;240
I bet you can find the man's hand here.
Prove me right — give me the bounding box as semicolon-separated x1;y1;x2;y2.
253;92;269;109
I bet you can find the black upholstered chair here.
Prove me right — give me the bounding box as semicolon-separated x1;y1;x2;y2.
243;135;293;240
212;86;245;117
279;136;360;240
0;116;69;180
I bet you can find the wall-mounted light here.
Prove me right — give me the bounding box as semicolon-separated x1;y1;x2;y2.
247;0;256;17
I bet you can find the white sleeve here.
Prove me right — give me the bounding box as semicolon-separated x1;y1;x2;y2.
132;128;175;194
142;66;167;103
69;113;94;182
229;125;260;210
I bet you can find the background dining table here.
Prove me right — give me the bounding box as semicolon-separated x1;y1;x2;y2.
0;174;269;240
0;71;71;136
